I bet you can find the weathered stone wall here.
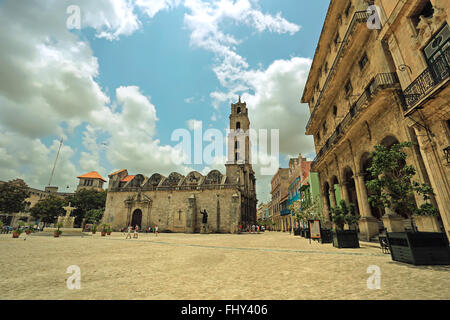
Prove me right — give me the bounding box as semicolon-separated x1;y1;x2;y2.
103;188;241;233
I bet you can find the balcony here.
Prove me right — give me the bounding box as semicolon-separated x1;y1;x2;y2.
403;47;450;111
306;10;371;132
312;73;399;166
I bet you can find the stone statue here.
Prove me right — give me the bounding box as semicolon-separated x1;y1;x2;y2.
201;210;208;224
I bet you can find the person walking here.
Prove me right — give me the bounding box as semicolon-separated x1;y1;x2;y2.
155;225;159;237
133;226;139;239
126;225;132;239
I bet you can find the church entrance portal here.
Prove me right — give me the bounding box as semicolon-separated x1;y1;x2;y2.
131;209;142;229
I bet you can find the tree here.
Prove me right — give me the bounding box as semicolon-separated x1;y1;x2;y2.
0;180;30;214
30;195;66;225
85;208;105;224
330;200;360;230
67;189;107;224
365;142;438;217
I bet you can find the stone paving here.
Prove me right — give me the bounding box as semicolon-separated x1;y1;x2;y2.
0;231;449;300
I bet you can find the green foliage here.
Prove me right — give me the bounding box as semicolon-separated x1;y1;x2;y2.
30;195;66;224
67;189;106;224
92;224;98;233
101;224;109;233
366;142;439;217
0;221;3;228
0;180;30;214
85;208;105;224
291;196;323;225
331;200;360;230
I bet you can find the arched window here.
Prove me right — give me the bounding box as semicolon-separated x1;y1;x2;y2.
237;107;241;114
236;122;241;130
333;105;338;117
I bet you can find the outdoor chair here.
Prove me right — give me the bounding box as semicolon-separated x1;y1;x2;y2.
379;236;390;254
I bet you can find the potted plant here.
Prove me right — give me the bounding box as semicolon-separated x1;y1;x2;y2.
12;221;25;238
107;225;112;236
366;142;450;265
331;200;360;248
25;223;33;235
92;224;97;234
54;223;63;238
101;224;108;237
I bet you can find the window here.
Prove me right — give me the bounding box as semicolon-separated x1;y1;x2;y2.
236;122;241;130
235;152;240;162
323;121;327;133
316;132;321;141
334;33;340;46
359;53;369;70
235;141;239;150
345;2;352;18
345;80;353;94
333;105;338;117
324;62;329;74
411;1;434;29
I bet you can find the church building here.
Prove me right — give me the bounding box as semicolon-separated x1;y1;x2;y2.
102;98;257;233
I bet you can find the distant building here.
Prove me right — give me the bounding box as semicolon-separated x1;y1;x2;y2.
76;171;107;192
0;179;73;227
270;168;289;231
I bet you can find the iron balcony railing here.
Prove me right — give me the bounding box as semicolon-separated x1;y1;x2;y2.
403;46;450;110
312;73;399;165
306;10;371;131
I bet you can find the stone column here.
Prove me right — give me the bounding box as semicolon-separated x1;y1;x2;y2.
340;182;350;203
216;197;221;233
354;173;379;241
330;187;337;208
185;195;197;234
322;193;332;229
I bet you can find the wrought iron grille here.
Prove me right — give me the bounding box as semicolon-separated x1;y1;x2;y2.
403;46;450;110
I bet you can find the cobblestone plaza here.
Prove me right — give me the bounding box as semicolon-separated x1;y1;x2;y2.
1;232;449;300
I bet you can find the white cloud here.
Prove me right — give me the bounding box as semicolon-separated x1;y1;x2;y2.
136;0;181;18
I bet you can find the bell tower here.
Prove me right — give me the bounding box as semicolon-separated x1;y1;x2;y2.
226;96;257;225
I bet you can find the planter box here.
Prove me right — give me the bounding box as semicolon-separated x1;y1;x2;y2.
386;232;450;265
333;230;360;248
320;229;333;244
294;228;301;236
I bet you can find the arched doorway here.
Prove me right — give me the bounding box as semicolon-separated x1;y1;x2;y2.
131;209;142;229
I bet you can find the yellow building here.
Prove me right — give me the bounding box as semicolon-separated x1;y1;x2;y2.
301;0;449;240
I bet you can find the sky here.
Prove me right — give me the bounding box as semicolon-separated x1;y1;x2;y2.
0;0;328;203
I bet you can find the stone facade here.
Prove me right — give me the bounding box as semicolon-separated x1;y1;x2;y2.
301;0;449;240
102;99;257;233
0;180;73;227
270;168;289;231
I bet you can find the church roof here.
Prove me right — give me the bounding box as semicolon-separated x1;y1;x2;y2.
77;171;106;182
121;175;136;182
109;169;127;176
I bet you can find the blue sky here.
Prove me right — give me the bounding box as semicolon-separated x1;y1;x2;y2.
0;0;329;202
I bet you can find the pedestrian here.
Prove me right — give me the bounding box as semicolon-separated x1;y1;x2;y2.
155;225;159;237
126;225;132;239
134;226;139;239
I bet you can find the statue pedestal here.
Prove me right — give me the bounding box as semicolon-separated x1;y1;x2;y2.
200;224;209;234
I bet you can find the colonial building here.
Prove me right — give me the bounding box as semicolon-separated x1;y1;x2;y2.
76;171;106;192
101;98;257;233
288;154;313;230
301;0;449;241
270;168;289;231
0;180;73;227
